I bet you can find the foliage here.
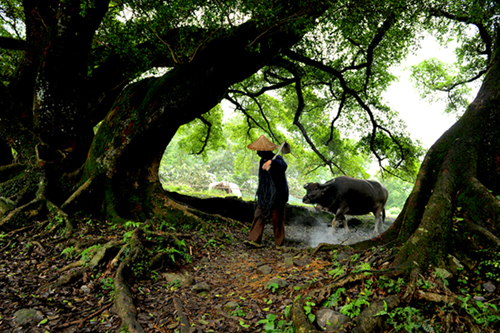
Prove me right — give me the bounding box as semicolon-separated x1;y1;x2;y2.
475;249;500;283
458;296;500;327
256;313;294;333
60;246;76;260
303;300;316;323
267;282;280;293
377;275;406;294
321;287;346;308
410;58;475;118
81;245;100;265
375;301;434;333
340;288;371;318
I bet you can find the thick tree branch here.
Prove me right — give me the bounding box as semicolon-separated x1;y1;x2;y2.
428;9;493;62
342;12;397;90
284;49;409;170
277;58;346;174
432;69;489;95
226;90;278;140
0;36;26;51
224;95;268;137
328;91;346;144
194;116;212;155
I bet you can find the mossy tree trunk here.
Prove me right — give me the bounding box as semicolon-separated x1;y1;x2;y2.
357;30;500;275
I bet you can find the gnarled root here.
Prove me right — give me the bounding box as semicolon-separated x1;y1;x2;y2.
40;267;87;293
352;295;401;333
173;296;191;333
46;200;74;238
114;228;145;333
313;242;343;255
0;198;44;229
290;272;368;332
40;238;123;292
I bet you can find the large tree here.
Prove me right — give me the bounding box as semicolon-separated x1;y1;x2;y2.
1;0;499;331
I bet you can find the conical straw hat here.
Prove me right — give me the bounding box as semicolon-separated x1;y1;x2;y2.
247;135;280;151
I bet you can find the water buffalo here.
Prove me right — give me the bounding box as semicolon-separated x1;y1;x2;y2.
303;176;389;234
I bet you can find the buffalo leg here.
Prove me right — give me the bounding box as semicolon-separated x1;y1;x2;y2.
331;217;341;230
373;208;384;235
334;204;349;232
373;215;381;235
331;216;349;232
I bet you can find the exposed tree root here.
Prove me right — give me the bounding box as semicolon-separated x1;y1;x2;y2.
290;272;368;332
46;200;74;238
55;301;113;330
173;295;191;333
0;163;25;179
28;210;196;333
41;267;87;292
56;238;123;273
60;176;94;211
39;237;124;293
465;221;500;247
417;290;500;333
417;290;461;305
114;229;145;333
457;177;500;231
0;198;44;229
400;267;420;301
4;220;49;237
312;242;343;255
107;243;129;272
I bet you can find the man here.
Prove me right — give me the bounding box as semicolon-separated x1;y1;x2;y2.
246;135;289;247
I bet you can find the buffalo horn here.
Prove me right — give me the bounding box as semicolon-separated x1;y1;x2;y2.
318;179;335;188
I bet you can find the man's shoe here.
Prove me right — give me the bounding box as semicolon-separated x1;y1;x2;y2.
244;240;264;248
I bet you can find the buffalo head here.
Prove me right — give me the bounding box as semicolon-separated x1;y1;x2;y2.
302;183;323;204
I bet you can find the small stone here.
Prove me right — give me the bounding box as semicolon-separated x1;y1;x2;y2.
257;265;273;275
284;256;294;268
293;283;310;291
294;257;311;267
81;285;91;293
447;255;463;273
223;301;239;310
336;252;350;261
315;308;349;331
265;277;287;289
163;273;194;287
191;283;211;294
434;267;452;279
483;281;496;293
13;309;44;326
